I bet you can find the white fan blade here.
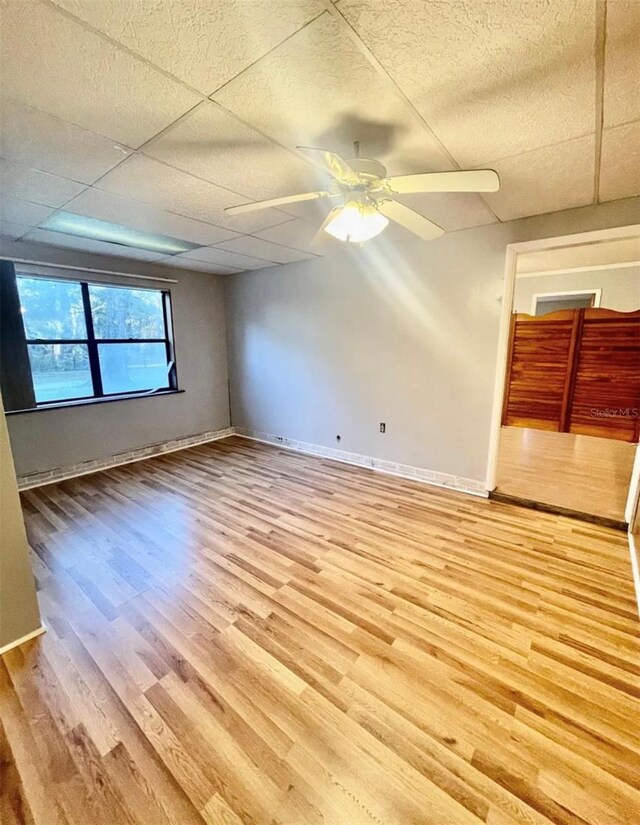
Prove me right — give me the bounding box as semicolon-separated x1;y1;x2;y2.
311;206;343;246
376;200;444;241
225;190;332;215
384;169;500;195
297;145;361;185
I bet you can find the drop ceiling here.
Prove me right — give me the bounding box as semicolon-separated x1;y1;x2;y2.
0;0;638;275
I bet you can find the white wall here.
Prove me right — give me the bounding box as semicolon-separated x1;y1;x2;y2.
513;266;640;314
2;240;231;477
226;197;640;485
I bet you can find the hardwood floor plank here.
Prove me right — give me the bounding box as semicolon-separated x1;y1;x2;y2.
2;437;638;824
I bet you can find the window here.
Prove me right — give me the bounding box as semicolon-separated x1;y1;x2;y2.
532;289;601;316
16;275;177;406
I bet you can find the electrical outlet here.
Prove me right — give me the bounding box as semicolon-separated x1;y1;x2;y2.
380;423;386;433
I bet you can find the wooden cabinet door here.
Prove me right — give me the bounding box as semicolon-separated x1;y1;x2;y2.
568;309;640;442
502;310;576;431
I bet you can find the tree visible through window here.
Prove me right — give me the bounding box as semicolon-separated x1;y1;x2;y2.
16;275;177;405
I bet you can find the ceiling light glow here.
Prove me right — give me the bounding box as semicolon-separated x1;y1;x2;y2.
324;200;389;243
41;212;200;255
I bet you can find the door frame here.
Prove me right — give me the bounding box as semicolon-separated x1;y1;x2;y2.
485;223;640;523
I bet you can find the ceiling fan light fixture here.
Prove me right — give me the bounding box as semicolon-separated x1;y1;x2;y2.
323;200;388;243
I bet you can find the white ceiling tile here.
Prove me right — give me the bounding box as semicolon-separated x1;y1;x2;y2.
0;159;86;208
0;220;32;241
481;135;595;221
339;0;595;166
96;155;291;234
0;98;131;184
51;0;324;94
599;121;640;203
215;236;315;264
603;0;640;127
181;246;276;271
0;0;200;148
22;227;169;260
64;188;239;246
213;13;455;179
144;101;318;202
0;196;55;227
157;257;241;276
253;217;341;255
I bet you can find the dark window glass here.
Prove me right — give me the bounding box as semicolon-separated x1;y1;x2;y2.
27;344;91;402
17;277;86;339
98;343;170;395
14;273;176;408
89;284;165;339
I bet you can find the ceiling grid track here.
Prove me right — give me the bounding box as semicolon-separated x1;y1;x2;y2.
41;0;335;181
6;3;344;265
208;10;327;98
3;0;637;271
321;0;502;223
593;0;608;204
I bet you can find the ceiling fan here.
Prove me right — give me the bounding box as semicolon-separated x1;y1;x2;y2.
225;143;500;244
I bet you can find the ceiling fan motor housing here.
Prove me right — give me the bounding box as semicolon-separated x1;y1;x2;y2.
347;157;387;181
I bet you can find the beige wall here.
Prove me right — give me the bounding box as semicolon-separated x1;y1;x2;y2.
513;265;640;314
226;197;640;484
0;391;41;650
2;241;231;477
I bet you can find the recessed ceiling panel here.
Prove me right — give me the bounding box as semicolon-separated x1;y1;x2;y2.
603;0;640;127
64;188;239;246
40;212;200;255
0;98;131;184
213;13;456;180
0;196;55;227
0;0;200;147
215;236;316;264
0;159;86;208
599;122;640;203
22;228;168;260
180;246;275;271
144;101;319;201
481;135;594;220
95;155;292;234
51;0;324;94
338;0;595;166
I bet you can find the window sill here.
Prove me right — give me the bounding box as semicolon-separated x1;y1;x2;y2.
5;389;185;415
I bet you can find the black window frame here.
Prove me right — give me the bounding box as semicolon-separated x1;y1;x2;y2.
17;274;178;407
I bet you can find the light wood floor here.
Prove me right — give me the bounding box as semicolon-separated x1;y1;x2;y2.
2;437;639;825
496;426;637;522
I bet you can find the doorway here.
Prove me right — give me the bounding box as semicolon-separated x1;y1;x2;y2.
487;226;640;526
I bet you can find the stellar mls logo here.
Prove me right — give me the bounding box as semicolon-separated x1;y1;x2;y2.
590;407;639;418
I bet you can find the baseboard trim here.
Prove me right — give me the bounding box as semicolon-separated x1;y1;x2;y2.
0;624;46;657
17;427;235;489
234;429;488;498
